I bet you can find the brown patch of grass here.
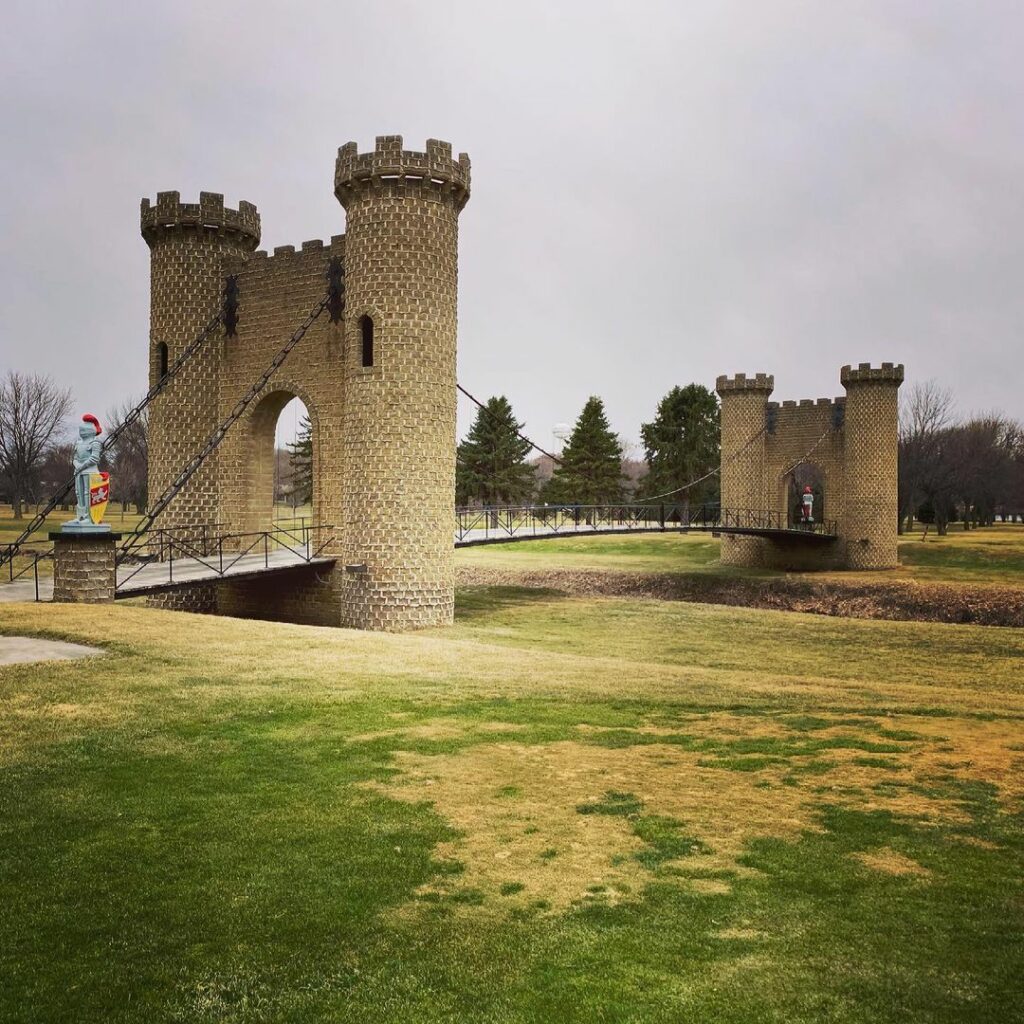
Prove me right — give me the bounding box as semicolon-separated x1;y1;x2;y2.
352;720;468;743
715;927;762;939
692;879;733;895
381;739;814;911
853;848;931;877
378;710;1021;911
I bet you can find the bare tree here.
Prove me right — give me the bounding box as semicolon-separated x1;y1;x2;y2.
106;399;148;514
898;381;955;533
950;414;1019;529
0;371;72;519
37;443;76;511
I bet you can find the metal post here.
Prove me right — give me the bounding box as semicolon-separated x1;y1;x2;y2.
168;541;173;583
219;536;224;575
264;532;269;567
33;555;39;602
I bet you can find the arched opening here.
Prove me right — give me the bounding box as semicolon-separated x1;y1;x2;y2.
274;396;313;525
785;463;825;528
236;390;316;536
157;342;168;380
360;314;374;367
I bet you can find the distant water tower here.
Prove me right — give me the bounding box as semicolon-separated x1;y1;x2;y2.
552;423;571;451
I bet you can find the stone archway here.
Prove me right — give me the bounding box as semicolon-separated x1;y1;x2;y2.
781;462;826;528
229;384;321;538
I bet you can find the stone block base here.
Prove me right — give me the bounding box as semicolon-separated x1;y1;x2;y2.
49;531;121;603
340;575;454;631
216;565;342;626
148;585;218;614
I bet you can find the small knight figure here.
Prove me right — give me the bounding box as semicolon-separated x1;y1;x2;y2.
70;414;104;525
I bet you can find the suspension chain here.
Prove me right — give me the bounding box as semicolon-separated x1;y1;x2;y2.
457;383;565;466
120;294;331;559
0;308;224;567
640;426;767;503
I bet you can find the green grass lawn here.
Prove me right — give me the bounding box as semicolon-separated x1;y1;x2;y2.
456;522;1024;587
1;592;1022;1022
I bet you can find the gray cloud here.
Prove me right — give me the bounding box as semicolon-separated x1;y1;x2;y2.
1;0;1021;452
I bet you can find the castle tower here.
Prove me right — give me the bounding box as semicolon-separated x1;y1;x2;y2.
840;362;904;568
140;192;260;537
715;373;774;567
334;136;471;630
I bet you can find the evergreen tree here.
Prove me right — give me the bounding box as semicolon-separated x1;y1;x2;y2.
540;396;624;505
639;384;720;504
287;415;313;505
456;396;536;506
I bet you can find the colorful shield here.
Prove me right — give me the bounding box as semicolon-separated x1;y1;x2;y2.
89;472;110;525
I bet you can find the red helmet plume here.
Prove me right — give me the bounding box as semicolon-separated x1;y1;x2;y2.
82;414;102;436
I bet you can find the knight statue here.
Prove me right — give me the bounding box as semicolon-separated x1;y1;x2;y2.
62;414;110;531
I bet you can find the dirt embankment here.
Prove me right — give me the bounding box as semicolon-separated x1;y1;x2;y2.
456;567;1024;627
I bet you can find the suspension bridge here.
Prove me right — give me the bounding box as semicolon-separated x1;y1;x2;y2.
0;134;898;626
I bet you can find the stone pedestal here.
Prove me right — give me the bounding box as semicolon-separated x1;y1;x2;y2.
49;532;122;603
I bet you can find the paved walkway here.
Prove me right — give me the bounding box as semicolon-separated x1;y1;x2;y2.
0;636;102;665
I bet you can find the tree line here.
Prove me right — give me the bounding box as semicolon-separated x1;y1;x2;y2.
898;381;1024;534
456;385;721;507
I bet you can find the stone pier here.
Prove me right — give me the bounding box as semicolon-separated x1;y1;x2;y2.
49;532;121;603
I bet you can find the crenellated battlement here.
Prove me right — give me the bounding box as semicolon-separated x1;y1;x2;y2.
141;191;261;249
716;373;775;395
841;362;905;386
334;136;471;211
769;396;846;411
251;235;345;261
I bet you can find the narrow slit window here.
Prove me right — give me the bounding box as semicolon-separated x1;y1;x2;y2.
157;342;169;379
360;315;374;368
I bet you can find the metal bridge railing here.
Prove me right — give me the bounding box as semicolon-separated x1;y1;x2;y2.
115;524;336;593
454;503;838;544
1;537;53;601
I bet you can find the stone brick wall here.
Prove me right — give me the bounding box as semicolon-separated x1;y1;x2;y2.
142;192;260;612
716;364;903;570
334;137;470;630
716;374;773;567
216;564;341;626
141;136;470;630
51;534;118;603
217;239;346;539
841;363;904;568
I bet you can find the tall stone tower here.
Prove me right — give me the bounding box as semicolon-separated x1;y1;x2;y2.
140;192;260;534
715;373;774;567
841;362;904;568
334;136;471;630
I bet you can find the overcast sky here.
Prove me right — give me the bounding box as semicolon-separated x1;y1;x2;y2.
1;1;1022;453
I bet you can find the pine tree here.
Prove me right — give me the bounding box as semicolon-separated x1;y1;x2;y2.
639;384;720;505
540;396;624;505
287;415;313;505
456;396;536;506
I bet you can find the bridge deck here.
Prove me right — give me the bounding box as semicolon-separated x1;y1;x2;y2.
454;522;837;547
115;549;337;597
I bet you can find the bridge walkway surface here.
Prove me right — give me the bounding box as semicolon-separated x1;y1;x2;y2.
0;549;337;604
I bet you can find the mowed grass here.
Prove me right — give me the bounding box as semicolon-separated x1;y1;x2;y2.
0;503;144;541
456;521;1024;587
1;592;1022;1023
